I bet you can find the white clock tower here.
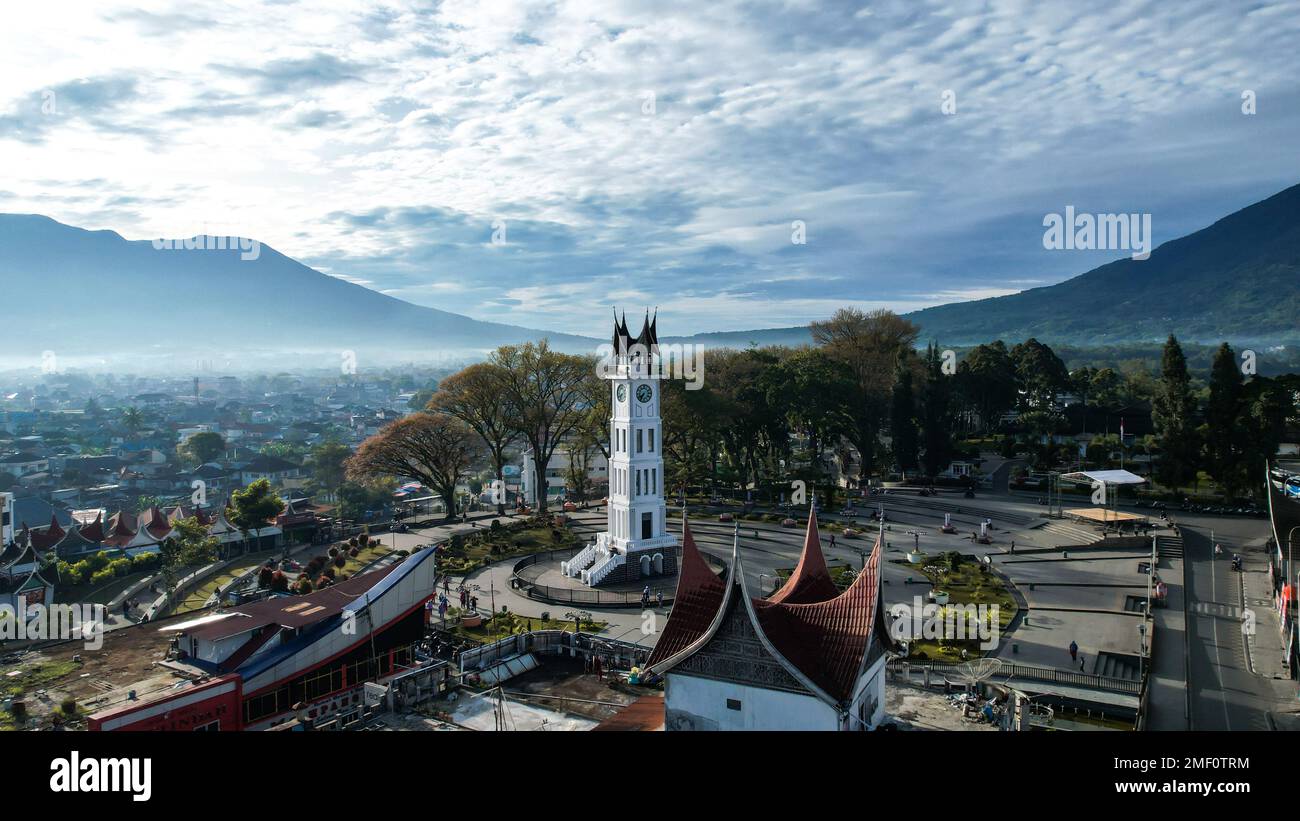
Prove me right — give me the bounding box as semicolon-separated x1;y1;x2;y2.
564;311;679;587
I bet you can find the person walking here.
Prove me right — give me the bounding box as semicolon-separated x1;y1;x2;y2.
656;590;664;609
829;534;836;549
1069;640;1078;661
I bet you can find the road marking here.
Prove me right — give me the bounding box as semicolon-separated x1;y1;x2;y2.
1207;538;1233;730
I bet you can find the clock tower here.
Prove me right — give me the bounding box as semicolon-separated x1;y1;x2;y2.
563;310;679;587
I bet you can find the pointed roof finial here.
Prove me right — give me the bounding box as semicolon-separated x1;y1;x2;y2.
765;502;838;604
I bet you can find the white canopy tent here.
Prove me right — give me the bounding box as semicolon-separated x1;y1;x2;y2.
1048;470;1148;528
1057;469;1147;486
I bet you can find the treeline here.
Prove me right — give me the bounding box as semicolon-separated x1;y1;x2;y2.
346;309;1299;513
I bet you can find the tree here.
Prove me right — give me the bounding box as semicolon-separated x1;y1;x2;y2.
661;375;726;500
811;308;919;482
1239;377;1291;494
1010;338;1070;412
1010;338;1069;439
956;341;1018;433
919;342;956;477
347;413;478;522
890;361;919;476
337;479;394;522
179;431;226;465
135;495;164;512
772;348;854;482
309;441;351;495
430;363;520;515
1152;335;1200;491
160;517;219;592
491;341;592;513
121;406;145;436
1204;343;1245;497
230;478;285;556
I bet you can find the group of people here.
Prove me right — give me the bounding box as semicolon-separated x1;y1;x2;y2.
640;586;664;609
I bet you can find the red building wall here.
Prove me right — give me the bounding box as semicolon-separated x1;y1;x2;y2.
88;675;243;732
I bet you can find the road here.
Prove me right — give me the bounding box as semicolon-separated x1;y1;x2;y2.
1180;521;1292;729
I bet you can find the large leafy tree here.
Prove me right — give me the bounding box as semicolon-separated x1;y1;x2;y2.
1239;376;1292;493
1010;338;1069;441
347;413;478;521
661;374;727;500
1010;338;1070;411
179;431;226;465
309;441;352;495
1152;335;1200;490
770;347;854;487
491;341;592;513
430;363;521;515
956;340;1018;433
811;308;919;482
161;516;219;591
920;342;956;477
230;478;286;555
890;360;919;475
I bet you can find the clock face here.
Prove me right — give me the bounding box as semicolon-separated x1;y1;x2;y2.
636;383;653;403
616;384;627;402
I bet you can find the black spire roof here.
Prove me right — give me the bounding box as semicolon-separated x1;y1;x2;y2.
612;308;658;355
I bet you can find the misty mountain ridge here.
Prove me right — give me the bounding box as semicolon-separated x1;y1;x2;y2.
2;181;1296;373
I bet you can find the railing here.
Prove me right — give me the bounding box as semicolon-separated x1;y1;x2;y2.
889;658;1141;695
512;549;726;608
583;550;624;586
561;543;597;577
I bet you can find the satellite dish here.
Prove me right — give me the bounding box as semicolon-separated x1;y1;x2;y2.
955;658;1003;687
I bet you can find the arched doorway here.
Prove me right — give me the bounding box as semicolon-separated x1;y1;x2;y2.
640;555;651;577
653;553;663;574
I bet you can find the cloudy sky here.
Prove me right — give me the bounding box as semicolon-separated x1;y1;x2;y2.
1;0;1297;335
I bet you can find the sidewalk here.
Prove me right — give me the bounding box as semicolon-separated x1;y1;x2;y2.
1241;552;1289;680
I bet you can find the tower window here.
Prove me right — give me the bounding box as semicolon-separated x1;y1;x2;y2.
637;429;643;453
648;429;655;451
726;699;742;711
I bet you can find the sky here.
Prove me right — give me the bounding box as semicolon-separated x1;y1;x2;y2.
1;0;1298;335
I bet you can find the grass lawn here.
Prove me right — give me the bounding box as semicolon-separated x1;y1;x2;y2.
170;546;289;614
334;544;392;578
439;608;607;642
440;521;582;575
57;571;150;607
894;554;1018;663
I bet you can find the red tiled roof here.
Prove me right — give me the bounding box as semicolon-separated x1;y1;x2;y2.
592;695;665;731
103;510;137;548
30;515;67;550
78;514;105;543
141;506;172;539
766;508;838;604
752;540;882;703
646;519;726;668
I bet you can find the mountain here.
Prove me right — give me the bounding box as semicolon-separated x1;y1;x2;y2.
5;182;1296;372
904;183;1300;347
0;215;596;369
